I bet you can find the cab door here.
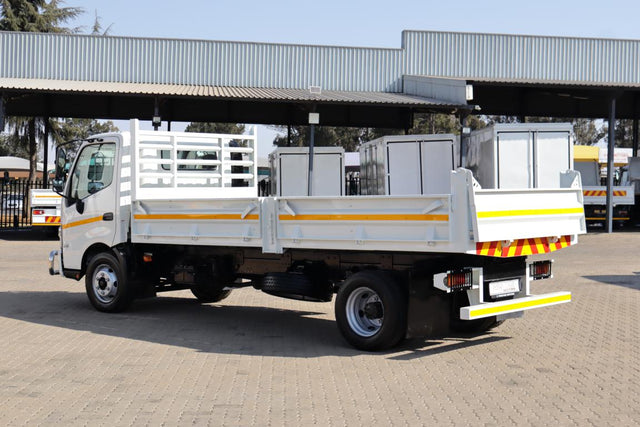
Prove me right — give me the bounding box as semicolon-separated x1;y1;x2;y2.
61;142;118;271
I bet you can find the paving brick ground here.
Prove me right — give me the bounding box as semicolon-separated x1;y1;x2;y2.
0;229;638;425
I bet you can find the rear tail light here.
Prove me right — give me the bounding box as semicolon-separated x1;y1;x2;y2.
33;209;45;215
433;268;481;293
530;260;553;280
447;269;473;290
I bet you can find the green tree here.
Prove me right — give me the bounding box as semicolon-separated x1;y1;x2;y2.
271;113;484;151
466;115;488;131
272;126;367;151
185;122;245;134
90;9;112;35
412;113;459;134
573;118;606;146
0;0;83;181
54;118;119;151
613;119;635;148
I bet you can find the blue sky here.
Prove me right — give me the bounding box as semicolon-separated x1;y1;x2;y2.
72;0;640;46
66;0;640;156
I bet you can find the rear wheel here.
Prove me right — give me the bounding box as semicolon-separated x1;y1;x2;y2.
190;261;233;303
85;252;134;313
190;285;231;303
335;270;407;351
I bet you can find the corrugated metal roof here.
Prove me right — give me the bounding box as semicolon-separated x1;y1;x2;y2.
2;29;639;110
0;77;460;107
403;30;640;87
464;76;638;88
0;31;403;92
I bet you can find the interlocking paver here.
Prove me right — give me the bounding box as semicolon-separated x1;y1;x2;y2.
0;229;639;425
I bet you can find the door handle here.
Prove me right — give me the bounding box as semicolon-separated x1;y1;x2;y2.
102;212;114;221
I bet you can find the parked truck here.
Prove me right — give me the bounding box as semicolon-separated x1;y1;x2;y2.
30;188;62;233
573;145;634;225
49;120;585;351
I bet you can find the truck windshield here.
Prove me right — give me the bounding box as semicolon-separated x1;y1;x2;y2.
68;143;116;200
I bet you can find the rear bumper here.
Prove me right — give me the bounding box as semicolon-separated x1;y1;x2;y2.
32;215;61;226
460;291;571;320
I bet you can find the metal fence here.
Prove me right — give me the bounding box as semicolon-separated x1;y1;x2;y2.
345;175;361;196
0;176;362;229
0;179;46;229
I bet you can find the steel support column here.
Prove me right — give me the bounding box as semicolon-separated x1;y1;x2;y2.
459;111;469;167
633;94;639;156
42;117;49;187
308;123;315;195
0;95;4;130
633;118;638;157
605;97;616;233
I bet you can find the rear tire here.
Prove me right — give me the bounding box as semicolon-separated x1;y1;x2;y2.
85;252;134;313
190;286;231;303
335;270;407;351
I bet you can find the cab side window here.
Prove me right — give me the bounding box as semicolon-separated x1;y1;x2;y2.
68;143;116;201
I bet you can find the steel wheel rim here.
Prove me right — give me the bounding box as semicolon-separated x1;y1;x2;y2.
345;286;384;337
92;264;118;304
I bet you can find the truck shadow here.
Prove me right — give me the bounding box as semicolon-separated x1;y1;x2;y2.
583;274;640;290
0;229;58;241
0;290;506;358
389;335;510;361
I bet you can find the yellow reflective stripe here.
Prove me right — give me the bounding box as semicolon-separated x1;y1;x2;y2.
477;207;584;219
468;293;572;318
35;195;61;198
62;216;103;229
278;214;449;221
134;214;259;220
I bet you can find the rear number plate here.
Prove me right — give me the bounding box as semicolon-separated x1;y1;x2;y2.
489;279;520;297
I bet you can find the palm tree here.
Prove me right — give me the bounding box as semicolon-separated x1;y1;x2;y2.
0;0;82;181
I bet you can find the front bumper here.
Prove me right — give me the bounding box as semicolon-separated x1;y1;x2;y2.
460;291;571;320
49;250;61;275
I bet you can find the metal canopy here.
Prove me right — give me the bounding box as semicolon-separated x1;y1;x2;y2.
469;80;640;119
0;78;468;129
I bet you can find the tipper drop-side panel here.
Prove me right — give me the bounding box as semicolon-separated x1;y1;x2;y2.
131;168;586;256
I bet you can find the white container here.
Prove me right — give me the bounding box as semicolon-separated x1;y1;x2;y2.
465;123;573;189
269;147;345;196
359;134;456;195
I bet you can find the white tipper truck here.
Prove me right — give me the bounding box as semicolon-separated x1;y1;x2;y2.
573;145;635;225
30;188;62;231
49;120;586;351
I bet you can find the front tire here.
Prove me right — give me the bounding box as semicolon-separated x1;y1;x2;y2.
335;270;407;351
85;252;134;313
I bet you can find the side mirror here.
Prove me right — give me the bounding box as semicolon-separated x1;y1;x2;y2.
75;197;85;214
55;147;66;179
52;179;64;193
54;147;67;194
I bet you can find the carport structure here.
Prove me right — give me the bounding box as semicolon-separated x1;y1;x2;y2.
1;30;640;231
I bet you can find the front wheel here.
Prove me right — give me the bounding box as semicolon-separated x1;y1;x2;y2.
85;252;134;313
335;270;407;351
